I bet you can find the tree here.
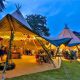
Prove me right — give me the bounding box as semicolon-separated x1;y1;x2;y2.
26;14;50;36
0;0;5;12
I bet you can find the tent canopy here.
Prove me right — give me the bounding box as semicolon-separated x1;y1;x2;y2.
0;9;54;51
73;31;80;39
0;13;36;40
58;25;80;47
0;10;72;49
44;38;72;47
0;10;44;50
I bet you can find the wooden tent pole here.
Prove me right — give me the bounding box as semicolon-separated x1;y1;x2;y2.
55;46;59;58
57;46;60;65
56;46;61;65
35;36;56;68
2;15;14;80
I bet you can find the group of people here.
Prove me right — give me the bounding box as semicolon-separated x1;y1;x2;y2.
25;49;32;55
0;46;8;61
63;49;77;60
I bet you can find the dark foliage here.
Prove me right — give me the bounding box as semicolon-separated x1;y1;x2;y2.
26;14;50;36
0;0;5;12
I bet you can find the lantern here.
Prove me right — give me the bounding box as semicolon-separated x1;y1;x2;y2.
27;35;30;38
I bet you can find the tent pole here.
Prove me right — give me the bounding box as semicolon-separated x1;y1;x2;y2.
55;46;59;58
58;46;60;65
35;36;56;68
76;45;80;59
2;15;14;80
56;46;61;66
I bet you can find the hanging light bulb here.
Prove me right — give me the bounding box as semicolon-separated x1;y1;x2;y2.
27;35;30;38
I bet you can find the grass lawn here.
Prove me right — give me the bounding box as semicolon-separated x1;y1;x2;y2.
7;60;80;80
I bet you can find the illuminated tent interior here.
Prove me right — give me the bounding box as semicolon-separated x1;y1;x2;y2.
0;9;77;59
0;9;50;57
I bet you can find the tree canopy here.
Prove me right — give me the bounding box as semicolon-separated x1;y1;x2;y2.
0;0;5;12
26;14;50;36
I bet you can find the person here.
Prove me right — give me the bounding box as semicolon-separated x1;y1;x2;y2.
50;49;54;57
72;50;77;60
62;50;66;57
69;50;75;63
0;46;5;61
25;49;28;55
35;50;43;64
4;47;8;54
29;49;32;55
65;50;69;59
35;52;40;63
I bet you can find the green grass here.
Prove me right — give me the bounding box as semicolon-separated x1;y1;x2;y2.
7;61;80;80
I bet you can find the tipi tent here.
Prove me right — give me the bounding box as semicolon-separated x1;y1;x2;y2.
0;9;56;78
58;25;80;47
0;9;46;51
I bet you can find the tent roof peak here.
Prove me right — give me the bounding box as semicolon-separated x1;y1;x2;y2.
64;24;69;29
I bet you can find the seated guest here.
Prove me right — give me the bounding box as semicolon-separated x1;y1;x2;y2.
29;49;32;55
4;47;8;54
50;49;54;57
65;50;70;59
25;49;29;55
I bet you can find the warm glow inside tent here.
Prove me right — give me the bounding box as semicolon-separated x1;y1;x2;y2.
57;25;80;53
0;10;49;56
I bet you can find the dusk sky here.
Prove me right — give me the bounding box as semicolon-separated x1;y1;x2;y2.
0;0;80;37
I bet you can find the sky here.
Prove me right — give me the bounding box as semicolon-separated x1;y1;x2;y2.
0;0;80;37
